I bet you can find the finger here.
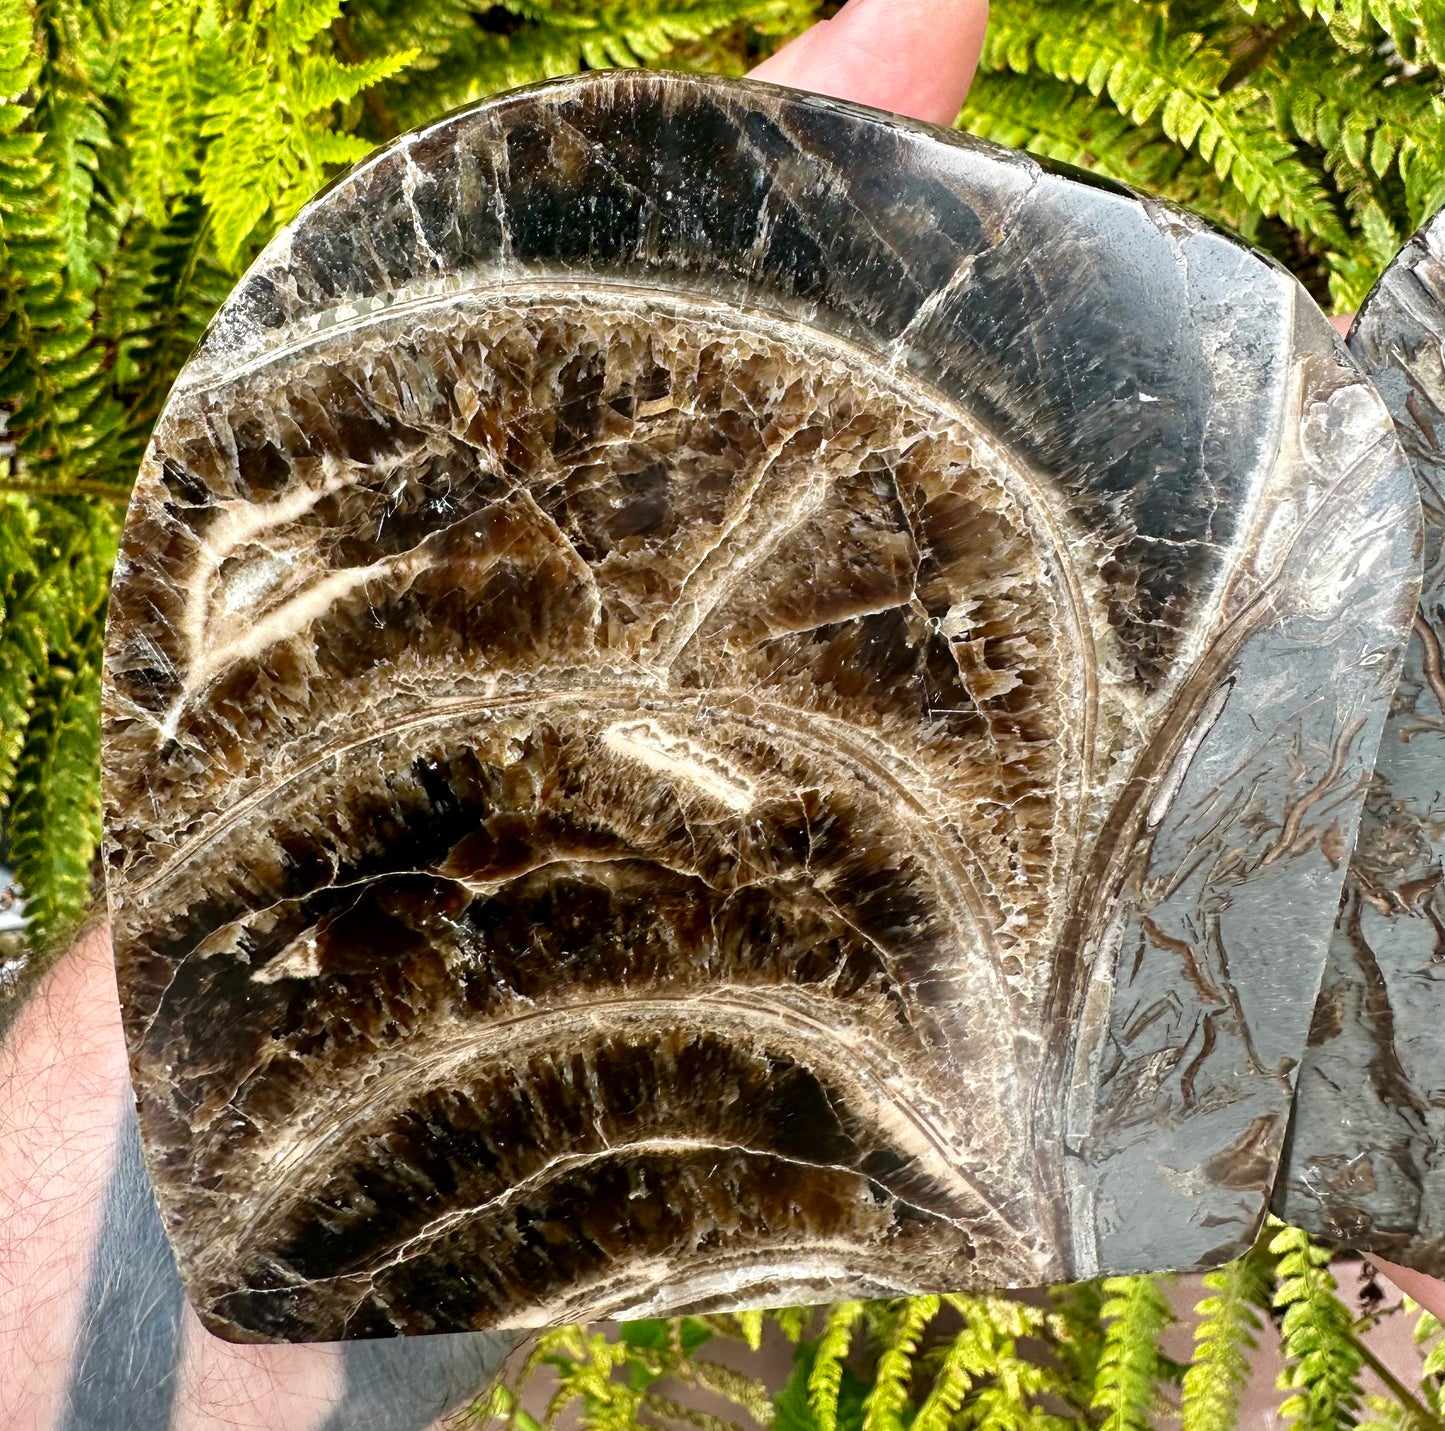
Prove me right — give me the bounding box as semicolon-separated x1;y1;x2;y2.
749;0;989;127
1375;1257;1445;1323
1330;313;1354;338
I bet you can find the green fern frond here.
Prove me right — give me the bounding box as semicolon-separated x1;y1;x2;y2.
0;494;42;797
1397;101;1445;235
269;0;347;51
936;1293;1058;1431
5;494;116;943
102;192;228;461
1270;1223;1365;1431
772;1307;813;1345
123;0;224;225
1419;1302;1445;1389
9;621;102;940
0;0;123;496
962;72;1182;189
1092;1274;1173;1431
681;1359;774;1426
862;1297;937;1431
473;1317;782;1431
1407;1298;1445;1427
1355;1393;1434;1431
355;0;814;132
1277;0;1445;64
31;0;127;290
1048;1279;1106;1415
983;0;1345;245
1181;1247;1274;1431
0;0;121;954
546;1329;645;1431
197;0;419;265
0;0;32;90
338;0;494;114
810;1301;865;1431
642;1392;752;1431
476;1382;546;1431
910;1318;982;1431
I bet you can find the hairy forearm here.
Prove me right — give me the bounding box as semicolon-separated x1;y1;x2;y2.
0;929;512;1431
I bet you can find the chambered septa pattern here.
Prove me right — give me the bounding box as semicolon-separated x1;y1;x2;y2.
102;72;1421;1341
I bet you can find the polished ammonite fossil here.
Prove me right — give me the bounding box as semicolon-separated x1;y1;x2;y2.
101;71;1421;1342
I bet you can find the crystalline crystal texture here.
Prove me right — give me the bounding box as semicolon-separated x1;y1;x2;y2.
101;72;1420;1342
1278;210;1445;1263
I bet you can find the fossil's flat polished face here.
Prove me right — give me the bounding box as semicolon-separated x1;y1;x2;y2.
102;71;1420;1343
1279;211;1445;1264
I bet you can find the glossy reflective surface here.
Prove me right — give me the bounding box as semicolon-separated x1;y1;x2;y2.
102;72;1419;1340
1279;209;1445;1267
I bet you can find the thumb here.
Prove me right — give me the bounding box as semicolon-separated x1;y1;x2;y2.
748;0;990;128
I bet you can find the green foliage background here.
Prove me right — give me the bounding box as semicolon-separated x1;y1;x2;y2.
473;1223;1445;1431
0;0;1443;1423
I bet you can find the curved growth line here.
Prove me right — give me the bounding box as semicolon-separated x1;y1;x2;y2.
128;684;997;950
1041;406;1415;1268
1052;417;1412;1035
722;694;1000;962
525;1243;979;1329
125;680;653;897
125;682;1028;1146
248;1137;974;1293
126;684;1007;1031
153;277;1100;819
228;989;1038;1250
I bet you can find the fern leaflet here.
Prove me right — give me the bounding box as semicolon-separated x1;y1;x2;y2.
1181;1246;1274;1431
1092;1274;1173;1431
1270;1222;1365;1431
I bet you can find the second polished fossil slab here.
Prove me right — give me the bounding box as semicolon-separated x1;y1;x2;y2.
101;72;1420;1340
1278;209;1445;1265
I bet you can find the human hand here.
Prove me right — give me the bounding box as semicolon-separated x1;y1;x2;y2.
749;0;987;125
0;5;991;1429
1375;1258;1445;1325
